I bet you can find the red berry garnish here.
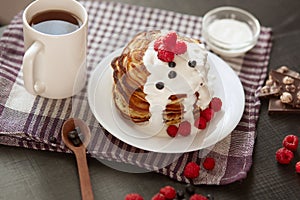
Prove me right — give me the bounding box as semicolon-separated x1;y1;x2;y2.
154;37;164;51
174;41;187;54
275;147;294;164
295;161;300;174
166;125;178;137
183;162;200;179
159;186;176;199
163;31;177;51
154;32;187;62
282;134;299;151
190;194;208;200
202;157;215;170
125;193;144;200
178;121;191;136
194;116;207;129
201;108;214;122
157;50;175;62
151;193;166;200
209;97;222;112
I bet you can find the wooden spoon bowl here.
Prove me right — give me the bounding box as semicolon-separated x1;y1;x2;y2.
61;118;94;200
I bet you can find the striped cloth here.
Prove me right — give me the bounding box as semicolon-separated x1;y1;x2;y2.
0;1;272;185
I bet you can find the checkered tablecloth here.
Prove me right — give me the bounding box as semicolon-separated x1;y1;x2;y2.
0;1;272;185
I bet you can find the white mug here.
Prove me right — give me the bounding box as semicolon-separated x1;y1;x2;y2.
22;0;88;99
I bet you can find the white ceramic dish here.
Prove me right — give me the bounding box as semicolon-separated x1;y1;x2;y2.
202;6;260;57
88;48;245;153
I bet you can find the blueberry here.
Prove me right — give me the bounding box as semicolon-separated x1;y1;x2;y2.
75;126;81;134
207;194;214;200
79;133;85;142
168;71;177;79
155;82;164;90
72;138;82;147
185;184;195;195
168;61;176;68
49;136;57;144
176;189;185;199
188;60;197;68
67;130;77;140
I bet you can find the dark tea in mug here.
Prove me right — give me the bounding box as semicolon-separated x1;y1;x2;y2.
30;10;82;35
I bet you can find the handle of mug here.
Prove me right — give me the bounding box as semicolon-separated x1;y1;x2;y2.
22;41;45;95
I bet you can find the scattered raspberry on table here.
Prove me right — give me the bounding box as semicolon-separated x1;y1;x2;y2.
203;157;215;170
189;193;208;200
159;186;176;199
282;134;299;151
183;162;200;179
275;147;294;164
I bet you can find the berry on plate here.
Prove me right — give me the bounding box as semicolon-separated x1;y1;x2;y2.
157;50;175;63
183;162;200;179
163;31;177;51
154;37;164;51
275;147;294;164
174;41;187;54
166;125;178;137
125;193;144;200
209;97;222;112
282;134;299;151
201;108;214;122
194;116;207;130
178;121;192;136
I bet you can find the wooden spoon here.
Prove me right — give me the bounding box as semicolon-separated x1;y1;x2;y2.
61;118;94;200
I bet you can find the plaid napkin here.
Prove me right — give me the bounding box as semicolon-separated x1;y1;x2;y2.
0;1;272;185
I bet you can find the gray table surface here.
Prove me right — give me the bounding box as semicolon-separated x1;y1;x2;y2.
1;0;300;199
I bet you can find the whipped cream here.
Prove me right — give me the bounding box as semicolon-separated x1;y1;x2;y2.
142;34;212;133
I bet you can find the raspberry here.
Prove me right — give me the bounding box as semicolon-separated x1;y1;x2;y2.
295;161;300;174
190;194;208;200
163;31;177;51
201;108;214;122
157;50;175;62
282;134;299;151
202;157;215;170
159;186;176;199
151;193;166;200
166;125;178;137
194;116;207;129
178;121;191;136
125;193;144;200
183;162;200;179
154;37;164;51
174;41;187;54
209;97;222;112
275;147;294;164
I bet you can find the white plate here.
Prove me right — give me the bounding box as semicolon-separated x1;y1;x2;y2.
88;48;245;153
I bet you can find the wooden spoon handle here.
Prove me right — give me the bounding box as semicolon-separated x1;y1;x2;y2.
75;149;94;200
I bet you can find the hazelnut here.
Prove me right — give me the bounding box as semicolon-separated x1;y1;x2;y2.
277;66;289;73
297;91;300;100
260;86;270;94
280;92;293;104
266;79;273;86
270;85;280;94
282;76;294;85
285;84;296;92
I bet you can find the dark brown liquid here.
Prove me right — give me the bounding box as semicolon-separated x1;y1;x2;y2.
30;10;81;35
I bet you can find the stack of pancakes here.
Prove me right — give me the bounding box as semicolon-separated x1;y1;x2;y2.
111;30;203;125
